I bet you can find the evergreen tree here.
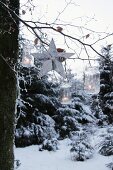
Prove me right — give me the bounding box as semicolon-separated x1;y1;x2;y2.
15;67;60;147
99;45;113;123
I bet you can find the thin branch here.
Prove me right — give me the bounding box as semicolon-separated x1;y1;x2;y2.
53;0;73;24
91;32;113;45
0;0;110;60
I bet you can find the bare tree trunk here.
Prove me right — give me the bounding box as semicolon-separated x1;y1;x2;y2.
0;0;19;169
0;57;16;170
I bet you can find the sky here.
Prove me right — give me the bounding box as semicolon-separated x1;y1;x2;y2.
21;0;113;40
29;0;113;32
20;0;113;78
77;0;113;35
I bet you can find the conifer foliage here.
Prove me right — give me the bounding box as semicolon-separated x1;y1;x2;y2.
99;45;113;123
15;65;97;149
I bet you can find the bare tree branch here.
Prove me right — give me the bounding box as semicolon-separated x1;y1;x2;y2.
0;0;111;61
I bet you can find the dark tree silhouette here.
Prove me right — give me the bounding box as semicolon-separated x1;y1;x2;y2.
0;0;19;169
99;45;113;123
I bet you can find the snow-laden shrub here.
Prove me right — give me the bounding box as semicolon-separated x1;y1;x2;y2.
15;125;36;147
39;139;59;151
28;94;57;116
71;100;96;124
60;116;80;139
70;131;94;161
106;162;113;169
15;112;58;147
99;135;113;156
53;97;96;139
53;108;81;139
34;120;58;143
72;93;86;102
90;95;108;126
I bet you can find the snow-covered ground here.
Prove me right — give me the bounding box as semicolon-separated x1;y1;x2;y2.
15;126;113;170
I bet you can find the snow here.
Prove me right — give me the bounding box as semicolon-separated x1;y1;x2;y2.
15;127;113;170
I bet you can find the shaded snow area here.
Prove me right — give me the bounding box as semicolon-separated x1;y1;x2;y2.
15;126;113;170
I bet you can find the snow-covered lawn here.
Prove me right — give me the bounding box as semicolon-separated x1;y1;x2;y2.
15;127;113;170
